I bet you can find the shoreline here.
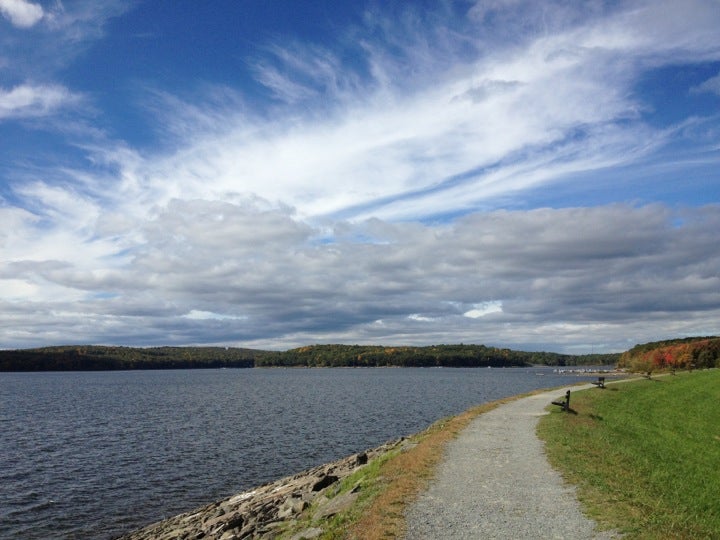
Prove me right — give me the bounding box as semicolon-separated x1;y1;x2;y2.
114;385;578;539
117;437;412;540
116;375;637;539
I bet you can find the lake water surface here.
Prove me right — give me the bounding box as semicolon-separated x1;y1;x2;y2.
1;367;598;539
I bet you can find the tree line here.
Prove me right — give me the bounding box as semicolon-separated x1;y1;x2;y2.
5;338;714;373
0;343;619;371
0;345;263;371
254;344;619;368
618;336;720;373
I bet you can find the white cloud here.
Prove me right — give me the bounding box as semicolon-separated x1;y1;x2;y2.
0;0;132;89
0;278;39;300
691;73;720;96
408;314;438;322
138;59;634;221
2;198;718;351
183;310;248;321
0;0;43;28
464;302;503;319
118;0;720;224
0;84;79;119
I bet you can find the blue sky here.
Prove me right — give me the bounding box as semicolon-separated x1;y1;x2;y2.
1;0;719;353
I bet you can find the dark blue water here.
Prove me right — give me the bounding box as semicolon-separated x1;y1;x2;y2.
0;367;595;539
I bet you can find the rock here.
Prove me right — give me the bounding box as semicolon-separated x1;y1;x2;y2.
222;513;244;531
119;438;405;540
278;496;308;519
313;490;360;520
311;474;338;492
290;527;324;540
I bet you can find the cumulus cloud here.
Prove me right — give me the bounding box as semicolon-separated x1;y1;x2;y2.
2;199;719;352
0;0;43;28
0;84;79;119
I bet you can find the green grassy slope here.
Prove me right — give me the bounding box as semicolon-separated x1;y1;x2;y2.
538;370;720;538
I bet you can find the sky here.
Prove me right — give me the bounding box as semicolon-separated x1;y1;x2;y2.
1;0;719;354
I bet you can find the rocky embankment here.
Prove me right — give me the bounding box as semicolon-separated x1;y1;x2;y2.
119;438;410;540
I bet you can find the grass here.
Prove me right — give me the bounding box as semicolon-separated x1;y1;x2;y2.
537;369;720;539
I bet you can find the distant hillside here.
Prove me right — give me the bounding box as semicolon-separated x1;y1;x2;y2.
255;344;619;368
618;336;720;372
0;343;620;371
0;345;268;371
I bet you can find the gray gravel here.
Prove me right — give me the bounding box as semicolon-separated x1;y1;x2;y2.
404;385;621;539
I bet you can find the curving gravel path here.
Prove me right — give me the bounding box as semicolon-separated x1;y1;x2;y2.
404;385;620;539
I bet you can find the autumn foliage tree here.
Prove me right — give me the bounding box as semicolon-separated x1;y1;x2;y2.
619;337;720;372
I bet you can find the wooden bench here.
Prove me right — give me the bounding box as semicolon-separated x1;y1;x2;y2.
591;376;606;389
551;390;571;412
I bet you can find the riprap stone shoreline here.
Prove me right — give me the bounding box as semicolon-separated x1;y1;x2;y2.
118;437;410;540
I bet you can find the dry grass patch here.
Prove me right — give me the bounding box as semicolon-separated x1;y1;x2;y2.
343;394;538;540
279;389;555;540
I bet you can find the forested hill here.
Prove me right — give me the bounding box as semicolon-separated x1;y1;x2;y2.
0;343;620;371
255;344;619;368
618;336;720;372
0;345;266;371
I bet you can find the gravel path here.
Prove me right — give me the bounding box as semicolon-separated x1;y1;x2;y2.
404;385;620;539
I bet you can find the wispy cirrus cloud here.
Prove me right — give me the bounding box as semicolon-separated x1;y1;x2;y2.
120;0;720;224
0;0;131;82
691;72;720;96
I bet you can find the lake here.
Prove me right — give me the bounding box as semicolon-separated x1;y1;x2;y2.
0;367;598;539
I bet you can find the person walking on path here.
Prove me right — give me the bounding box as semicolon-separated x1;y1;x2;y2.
404;386;620;539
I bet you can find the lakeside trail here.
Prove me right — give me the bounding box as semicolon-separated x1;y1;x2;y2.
404;384;621;539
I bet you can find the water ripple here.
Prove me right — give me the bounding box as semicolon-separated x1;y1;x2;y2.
0;367;594;539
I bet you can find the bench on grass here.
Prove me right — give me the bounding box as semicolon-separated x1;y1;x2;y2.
592;376;606;389
551;390;571;412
